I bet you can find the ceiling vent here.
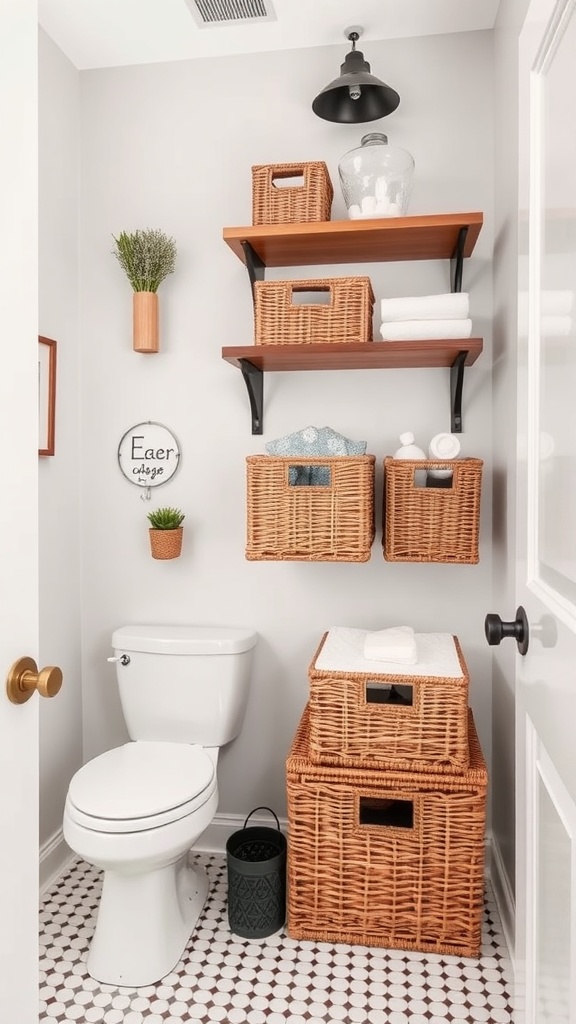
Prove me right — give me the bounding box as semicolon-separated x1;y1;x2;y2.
185;0;276;27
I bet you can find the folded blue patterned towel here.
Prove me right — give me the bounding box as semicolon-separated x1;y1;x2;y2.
266;426;367;485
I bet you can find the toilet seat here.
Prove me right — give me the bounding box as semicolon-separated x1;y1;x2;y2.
66;741;216;834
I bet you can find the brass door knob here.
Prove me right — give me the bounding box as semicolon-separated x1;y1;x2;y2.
6;657;63;705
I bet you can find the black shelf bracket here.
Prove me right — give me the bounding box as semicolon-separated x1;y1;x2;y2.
241;241;266;299
238;359;264;434
450;351;468;433
450;226;469;293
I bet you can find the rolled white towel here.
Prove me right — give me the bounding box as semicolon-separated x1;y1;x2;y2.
364;625;418;665
379;318;473;341
381;293;469;322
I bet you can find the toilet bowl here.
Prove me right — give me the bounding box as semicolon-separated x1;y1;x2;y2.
63;741;218;987
63;624;257;987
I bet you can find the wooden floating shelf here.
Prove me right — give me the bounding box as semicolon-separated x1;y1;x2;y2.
222;341;483;435
222;340;483;373
223;212;483;268
222;212;484;433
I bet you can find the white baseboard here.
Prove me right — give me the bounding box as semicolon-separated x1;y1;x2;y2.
486;831;516;964
40;828;75;894
194;810;289;854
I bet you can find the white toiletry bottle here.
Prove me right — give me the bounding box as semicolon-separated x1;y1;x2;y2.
393;431;426;459
427;432;461;480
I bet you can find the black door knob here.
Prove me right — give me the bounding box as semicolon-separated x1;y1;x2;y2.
484;606;529;655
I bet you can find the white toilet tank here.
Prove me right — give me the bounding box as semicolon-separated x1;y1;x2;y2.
111;625;257;745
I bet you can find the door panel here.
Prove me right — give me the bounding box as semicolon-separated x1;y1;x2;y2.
517;1;576;1020
0;1;40;1019
525;719;576;1024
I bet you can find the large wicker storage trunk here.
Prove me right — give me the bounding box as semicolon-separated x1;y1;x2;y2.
253;277;374;346
308;629;470;772
251;161;333;225
286;705;487;957
246;455;375;562
383;457;483;563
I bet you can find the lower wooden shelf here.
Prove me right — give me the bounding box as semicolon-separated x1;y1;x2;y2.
222;339;482;371
221;339;483;434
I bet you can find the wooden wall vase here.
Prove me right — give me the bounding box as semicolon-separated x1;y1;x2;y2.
133;291;159;353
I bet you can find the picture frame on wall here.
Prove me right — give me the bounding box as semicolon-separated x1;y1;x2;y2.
38;335;57;457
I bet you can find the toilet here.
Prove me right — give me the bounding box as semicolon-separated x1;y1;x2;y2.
63;624;257;988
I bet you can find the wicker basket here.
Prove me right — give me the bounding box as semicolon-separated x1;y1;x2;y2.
383;457;483;563
286;705;487;957
253;277;374;346
148;527;183;560
251;162;333;225
308;630;470;773
246;455;375;562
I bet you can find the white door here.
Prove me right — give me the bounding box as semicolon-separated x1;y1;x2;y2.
515;1;576;1021
0;1;40;1020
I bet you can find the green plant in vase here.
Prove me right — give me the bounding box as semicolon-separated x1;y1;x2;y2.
147;506;185;560
112;228;177;353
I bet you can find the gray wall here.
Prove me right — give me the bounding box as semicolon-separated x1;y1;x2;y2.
76;30;495;818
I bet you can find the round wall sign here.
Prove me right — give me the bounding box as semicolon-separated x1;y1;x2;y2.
118;422;181;489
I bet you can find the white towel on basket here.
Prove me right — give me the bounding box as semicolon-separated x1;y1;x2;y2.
364;626;418;664
380;292;469;322
379;318;473;341
314;627;463;678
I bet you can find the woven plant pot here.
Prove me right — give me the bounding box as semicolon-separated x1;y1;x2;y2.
149;527;183;560
133;291;159;353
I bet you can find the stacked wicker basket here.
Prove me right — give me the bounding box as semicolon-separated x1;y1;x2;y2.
245;162;483;566
252;163;374;352
247;161;378;564
286;629;488;957
251;160;374;349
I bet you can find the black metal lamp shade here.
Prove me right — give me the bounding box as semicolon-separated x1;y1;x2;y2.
312;35;400;124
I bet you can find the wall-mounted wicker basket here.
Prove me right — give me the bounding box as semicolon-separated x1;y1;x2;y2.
246;455;375;562
148;527;183;560
253;277;374;346
286;704;487;958
383;457;483;563
307;631;470;773
251;161;333;225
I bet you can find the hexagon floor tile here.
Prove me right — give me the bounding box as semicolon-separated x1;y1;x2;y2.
40;853;514;1023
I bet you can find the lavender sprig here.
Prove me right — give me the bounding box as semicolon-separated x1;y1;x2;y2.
112;228;177;292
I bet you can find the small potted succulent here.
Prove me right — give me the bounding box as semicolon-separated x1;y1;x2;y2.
112;228;177;353
147;506;185;560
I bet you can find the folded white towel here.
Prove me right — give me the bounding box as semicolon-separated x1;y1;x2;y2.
364;626;418;664
380;293;469;322
379;318;473;341
314;627;464;678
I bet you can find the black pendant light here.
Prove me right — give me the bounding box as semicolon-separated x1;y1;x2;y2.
312;28;400;125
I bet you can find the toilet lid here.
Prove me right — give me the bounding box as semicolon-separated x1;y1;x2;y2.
67;742;215;827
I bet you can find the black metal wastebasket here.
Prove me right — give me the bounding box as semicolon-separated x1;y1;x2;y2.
226;806;287;938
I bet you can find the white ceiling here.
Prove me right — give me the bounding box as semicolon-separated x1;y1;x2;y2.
38;0;502;71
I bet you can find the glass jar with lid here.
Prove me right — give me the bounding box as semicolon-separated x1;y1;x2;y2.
338;133;415;219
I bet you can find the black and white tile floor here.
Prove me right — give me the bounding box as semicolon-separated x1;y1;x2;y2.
40;854;514;1024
